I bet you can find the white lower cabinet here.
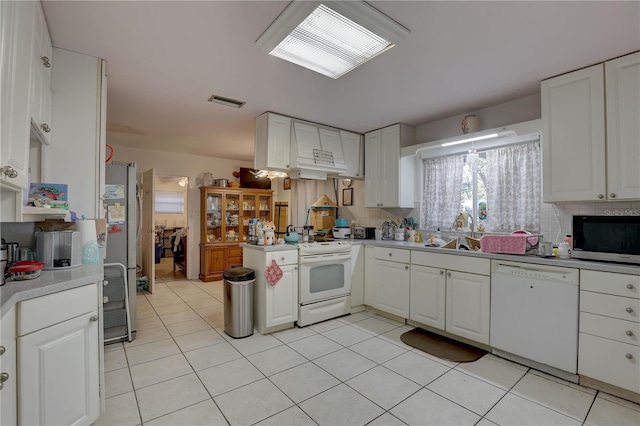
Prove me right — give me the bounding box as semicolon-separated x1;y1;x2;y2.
350;244;364;307
366;247;410;318
579;270;640;394
445;271;490;344
244;248;298;334
0;306;17;426
410;265;445;329
410;251;491;345
19;311;100;425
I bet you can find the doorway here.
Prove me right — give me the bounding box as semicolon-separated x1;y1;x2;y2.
154;175;188;279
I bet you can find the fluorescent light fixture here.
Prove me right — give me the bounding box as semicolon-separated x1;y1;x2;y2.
441;133;500;147
256;1;409;79
251;170;288;180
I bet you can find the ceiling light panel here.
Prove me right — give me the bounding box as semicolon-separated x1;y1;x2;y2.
257;1;409;79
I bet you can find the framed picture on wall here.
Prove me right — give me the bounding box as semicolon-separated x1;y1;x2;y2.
283;177;291;190
342;188;353;206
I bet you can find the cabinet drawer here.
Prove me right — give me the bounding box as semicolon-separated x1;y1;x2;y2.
579;332;640;393
412;251;490;275
18;284;98;336
580;291;640;323
374;247;410;263
228;246;243;258
580;312;639;347
266;250;298;266
581;270;640;299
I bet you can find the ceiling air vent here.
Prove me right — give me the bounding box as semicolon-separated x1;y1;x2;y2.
207;95;246;108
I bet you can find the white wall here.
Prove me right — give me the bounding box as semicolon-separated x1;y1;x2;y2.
110;145;252;279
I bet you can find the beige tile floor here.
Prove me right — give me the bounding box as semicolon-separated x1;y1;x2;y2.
96;258;640;425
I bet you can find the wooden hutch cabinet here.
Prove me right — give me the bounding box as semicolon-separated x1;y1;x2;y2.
199;187;273;281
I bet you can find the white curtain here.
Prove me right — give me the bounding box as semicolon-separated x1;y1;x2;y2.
290;179;336;227
421;155;465;229
486;142;541;231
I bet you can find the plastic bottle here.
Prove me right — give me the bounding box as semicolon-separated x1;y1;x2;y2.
564;234;572;249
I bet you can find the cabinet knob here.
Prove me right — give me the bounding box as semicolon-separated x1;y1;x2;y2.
281;257;285;261
388;253;392;257
625;353;633;360
626;307;634;314
41;123;51;133
627;284;635;290
597;194;604;199
0;372;8;383
0;346;4;356
405;265;408;270
41;56;51;68
440;270;444;275
626;330;634;337
294;266;298;270
610;193;617;198
90;315;99;322
0;166;18;178
447;272;452;278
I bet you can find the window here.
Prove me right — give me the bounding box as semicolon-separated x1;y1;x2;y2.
155;190;184;214
421;140;541;233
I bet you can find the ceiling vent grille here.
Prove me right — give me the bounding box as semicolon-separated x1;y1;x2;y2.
208;95;246;108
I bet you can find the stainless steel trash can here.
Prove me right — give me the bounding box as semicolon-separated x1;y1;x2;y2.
223;267;256;338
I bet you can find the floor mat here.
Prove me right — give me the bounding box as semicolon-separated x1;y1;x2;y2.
400;328;487;363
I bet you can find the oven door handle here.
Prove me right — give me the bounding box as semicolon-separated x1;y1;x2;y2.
300;252;352;264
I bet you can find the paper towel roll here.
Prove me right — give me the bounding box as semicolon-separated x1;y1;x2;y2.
76;220;100;263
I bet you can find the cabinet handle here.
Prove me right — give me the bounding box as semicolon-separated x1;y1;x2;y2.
626;330;634;337
41;56;51;68
626;307;634;314
627;284;635;290
0;346;4;356
0;166;18;178
625;353;633;360
90;315;99;322
597;194;605;199
41;123;51;133
610;193;617;198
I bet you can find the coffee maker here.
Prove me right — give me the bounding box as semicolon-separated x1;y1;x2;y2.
35;231;82;269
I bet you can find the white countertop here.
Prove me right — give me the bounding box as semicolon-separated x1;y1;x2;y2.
1;262;104;315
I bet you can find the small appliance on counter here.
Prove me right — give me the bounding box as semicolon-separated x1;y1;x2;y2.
35;231;82;269
332;227;350;239
353;227;376;239
381;220;397;240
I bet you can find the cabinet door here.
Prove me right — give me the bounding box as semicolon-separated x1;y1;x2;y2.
0;0;35;190
223;193;240;243
0;340;17;426
446;271;490;344
605;52;640;200
340;130;363;178
266;264;298;327
255;113;291;171
19;311;100;426
200;246;225;280
541;64;606;202
410;265;446;330
203;191;222;243
379;125;401;207
374;260;410;318
29;2;52;144
364;130;382;207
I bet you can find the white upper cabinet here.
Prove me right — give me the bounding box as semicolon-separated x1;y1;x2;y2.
339;130;363;178
605;52;640;201
364;123;415;208
542;52;640;202
318;128;345;164
254;112;291;171
293;121;322;162
29;2;53;144
0;0;35;191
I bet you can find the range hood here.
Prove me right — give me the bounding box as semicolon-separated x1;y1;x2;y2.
289;120;348;179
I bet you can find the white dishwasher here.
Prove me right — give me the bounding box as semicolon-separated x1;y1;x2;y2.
490;260;579;374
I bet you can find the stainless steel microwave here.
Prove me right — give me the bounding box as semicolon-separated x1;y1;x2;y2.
572;215;640;264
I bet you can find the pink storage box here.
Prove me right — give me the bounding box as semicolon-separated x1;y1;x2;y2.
480;234;540;255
